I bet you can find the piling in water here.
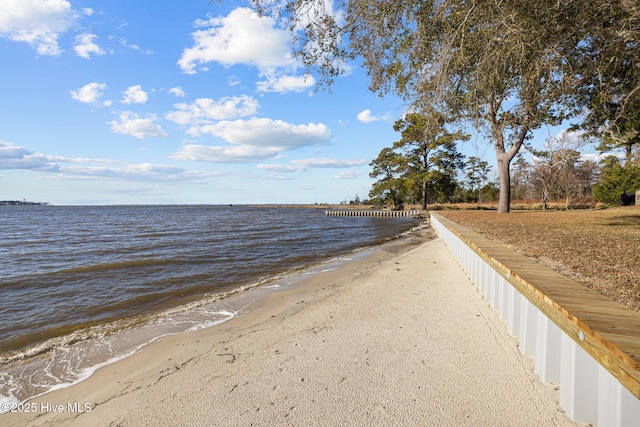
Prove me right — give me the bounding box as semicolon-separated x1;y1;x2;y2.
324;209;422;218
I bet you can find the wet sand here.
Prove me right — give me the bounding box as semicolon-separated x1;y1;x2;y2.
3;232;580;426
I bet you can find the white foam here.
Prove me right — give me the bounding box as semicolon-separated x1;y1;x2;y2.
0;306;240;408
186;310;236;332
0;243;386;407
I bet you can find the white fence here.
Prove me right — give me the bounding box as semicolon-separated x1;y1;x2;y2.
430;212;640;426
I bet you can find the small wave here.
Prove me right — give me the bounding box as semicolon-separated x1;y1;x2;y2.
0;304;238;409
185;310;236;332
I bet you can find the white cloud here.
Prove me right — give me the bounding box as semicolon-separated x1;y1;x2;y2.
172;144;282;163
109;111;168;139
293;158;368;169
0;140;204;182
0;140;59;171
257;163;301;173
169;86;185;97
70;82;108;105
258;157;368;172
121;85;148;104
192;118;330;149
166;97;331;163
256;74;316;93
357;109;393;124
166;95;259;126
178;8;292;75
172;119;331;163
334;170;360;179
580;152;612;164
0;0;77;55
0;140;105;171
83;8;94;16
178;7;324;94
119;38;152;54
60;163;198;182
357;109;385;124
73;33;105;59
548;129;587;149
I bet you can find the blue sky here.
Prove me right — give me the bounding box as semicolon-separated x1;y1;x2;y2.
0;0;586;205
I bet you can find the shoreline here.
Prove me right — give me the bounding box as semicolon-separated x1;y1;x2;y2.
2;225;578;426
0;221;430;411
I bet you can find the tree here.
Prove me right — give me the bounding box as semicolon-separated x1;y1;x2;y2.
481;181;500;203
569;1;640;164
391;112;467;209
417;2;578;213
368;147;407;209
553;148;597;210
251;0;576;213
369;113;466;209
526;150;556;211
515;138;596;209
252;0;638;212
465;156;491;202
593;156;640;205
426;169;459;204
510;156;530;201
348;194;361;205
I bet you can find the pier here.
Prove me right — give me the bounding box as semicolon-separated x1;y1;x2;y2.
325;209;422;218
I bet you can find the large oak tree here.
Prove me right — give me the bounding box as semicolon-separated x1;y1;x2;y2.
252;0;639;212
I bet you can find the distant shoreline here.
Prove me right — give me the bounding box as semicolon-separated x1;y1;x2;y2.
0;201;48;206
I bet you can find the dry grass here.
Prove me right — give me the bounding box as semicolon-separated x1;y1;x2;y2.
438;206;640;311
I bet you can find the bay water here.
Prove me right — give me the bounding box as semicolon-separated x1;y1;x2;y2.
0;205;420;407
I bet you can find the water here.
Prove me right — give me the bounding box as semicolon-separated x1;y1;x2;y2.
0;205;420;407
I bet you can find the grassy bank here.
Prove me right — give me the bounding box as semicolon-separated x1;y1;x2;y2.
439;207;640;311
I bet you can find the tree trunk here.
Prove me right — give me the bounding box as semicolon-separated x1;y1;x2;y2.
488;98;529;214
497;155;511;213
422;179;428;210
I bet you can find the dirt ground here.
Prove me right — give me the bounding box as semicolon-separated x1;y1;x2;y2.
438;206;640;311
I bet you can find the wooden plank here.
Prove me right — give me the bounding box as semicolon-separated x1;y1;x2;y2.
431;212;640;398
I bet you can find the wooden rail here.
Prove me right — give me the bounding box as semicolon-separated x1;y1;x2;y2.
325;209;422;218
430;212;640;426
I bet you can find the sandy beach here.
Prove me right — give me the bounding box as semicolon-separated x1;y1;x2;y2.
3;232;579;426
